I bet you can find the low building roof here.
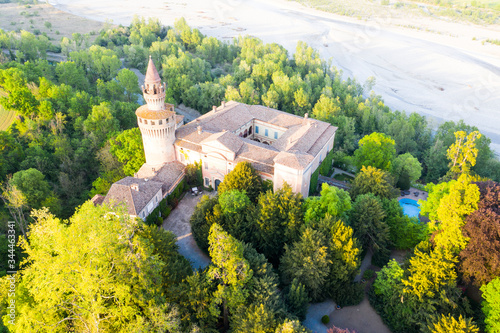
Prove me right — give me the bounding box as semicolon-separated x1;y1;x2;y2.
136;161;185;195
103;177;163;216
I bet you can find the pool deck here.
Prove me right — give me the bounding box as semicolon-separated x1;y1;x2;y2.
397;187;428;202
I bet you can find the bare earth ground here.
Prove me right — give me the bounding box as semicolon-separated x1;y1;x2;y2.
0;3;104;43
162;192;211;270
47;0;500;155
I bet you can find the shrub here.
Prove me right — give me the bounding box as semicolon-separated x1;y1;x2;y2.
363;269;375;280
321;315;330;324
333;282;364;307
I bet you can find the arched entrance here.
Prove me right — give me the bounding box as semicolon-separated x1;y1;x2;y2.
214;179;222;191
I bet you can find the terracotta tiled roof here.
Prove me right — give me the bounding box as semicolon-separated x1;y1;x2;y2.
145;56;161;83
136;104;176;120
175;101;336;172
136;162;185;194
201;131;244;153
90;194;105;206
274;151;314;170
103;177;163;216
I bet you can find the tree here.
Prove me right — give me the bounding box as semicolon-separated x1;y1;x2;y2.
429;174;480;253
218;161;263;202
208;223;252;331
402;246;458;301
303;183;351;223
9;168;56;211
254;183;304;260
116;68;141;102
5;203;181;332
110;127;145;176
0;132;23;180
459;181;500;287
354;132;396;171
219;190;251;215
284;278;309;321
391;153;422;186
349;193;390;263
382;198;427;250
350;166;398;200
275;319;310;333
83;102;120;146
425;314;479;333
190;195;219;252
325;219;361;297
280;227;331;301
312;94;341;123
446;131;481;177
231;303;276;333
480;278;500;333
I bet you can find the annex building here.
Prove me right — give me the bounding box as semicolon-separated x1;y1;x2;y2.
95;58;337;220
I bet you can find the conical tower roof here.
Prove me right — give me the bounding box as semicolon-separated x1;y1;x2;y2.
145;56;161;84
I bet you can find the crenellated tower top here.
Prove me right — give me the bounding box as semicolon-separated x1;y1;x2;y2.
141;56;167;111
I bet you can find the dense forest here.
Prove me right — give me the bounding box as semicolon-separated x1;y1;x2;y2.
0;15;499;332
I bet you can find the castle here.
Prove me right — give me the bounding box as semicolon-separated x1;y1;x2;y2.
95;58;337;220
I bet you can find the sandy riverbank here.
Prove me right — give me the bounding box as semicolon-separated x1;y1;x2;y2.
48;0;500;154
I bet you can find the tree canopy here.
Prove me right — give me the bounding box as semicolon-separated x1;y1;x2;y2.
354;132;396;171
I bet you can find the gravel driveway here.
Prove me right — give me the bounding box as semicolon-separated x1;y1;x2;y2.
162;193;212;270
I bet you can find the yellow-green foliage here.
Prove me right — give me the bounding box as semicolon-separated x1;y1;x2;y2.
427;314;479;333
429;174;480;253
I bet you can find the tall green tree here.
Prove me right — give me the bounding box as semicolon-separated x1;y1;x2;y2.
208;223;252;330
109;127;145;176
391;153;422;186
218;161;263;202
4;203;181;332
303;183;351;223
480;277;500;333
349;193;390;263
350;166;397;200
254;183;303;260
280;227;331;301
354;132;396;171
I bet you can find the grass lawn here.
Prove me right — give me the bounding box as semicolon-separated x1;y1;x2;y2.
0;90;16;131
333;173;354;183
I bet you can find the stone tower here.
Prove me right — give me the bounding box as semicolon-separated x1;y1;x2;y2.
136;57;177;167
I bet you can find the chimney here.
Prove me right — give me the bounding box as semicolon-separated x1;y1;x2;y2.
222;101;226;108
130;184;139;191
213;105;217;112
197;125;202;135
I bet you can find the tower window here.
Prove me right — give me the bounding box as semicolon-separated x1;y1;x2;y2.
144;120;148;124
159;119;163;125
139;118;142;123
151;121;155;125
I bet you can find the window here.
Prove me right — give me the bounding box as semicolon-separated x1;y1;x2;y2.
151;121;155;125
144;120;148;124
205;162;208;170
139;118;142;123
159;119;163;125
249;126;253;135
227;169;231;174
265;129;269;137
205;178;210;186
274;131;278;139
256;126;259;134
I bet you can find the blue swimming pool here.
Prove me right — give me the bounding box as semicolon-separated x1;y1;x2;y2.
399;198;420;219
